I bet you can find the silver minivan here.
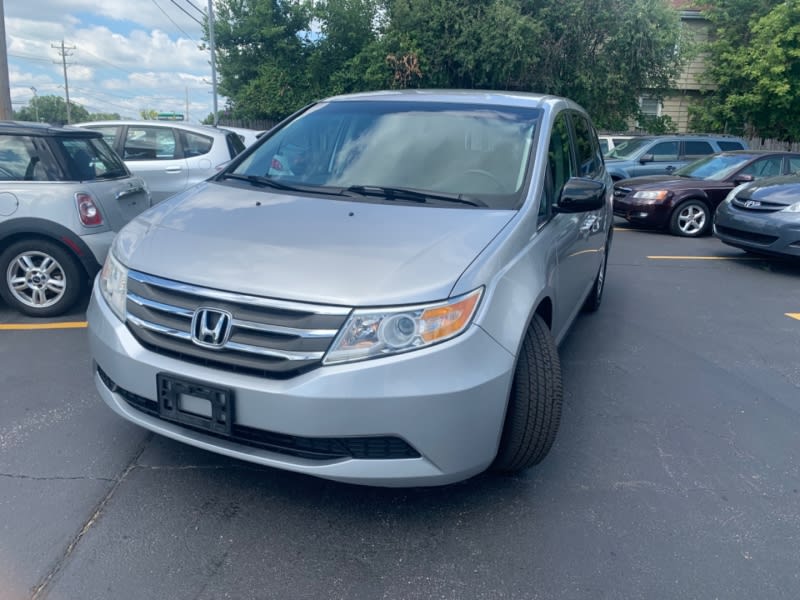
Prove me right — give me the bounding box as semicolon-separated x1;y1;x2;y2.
88;90;613;486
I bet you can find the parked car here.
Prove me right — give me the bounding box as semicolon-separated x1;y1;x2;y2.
76;121;246;203
0;122;151;317
714;175;800;257
88;90;614;487
605;134;748;181
613;150;800;237
598;134;636;155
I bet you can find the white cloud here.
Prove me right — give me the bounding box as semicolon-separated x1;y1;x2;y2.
5;1;220;122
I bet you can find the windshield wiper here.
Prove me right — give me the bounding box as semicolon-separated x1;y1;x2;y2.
345;185;487;208
221;173;345;196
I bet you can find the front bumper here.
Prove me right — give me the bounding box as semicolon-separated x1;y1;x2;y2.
714;203;800;258
88;280;516;487
612;196;671;227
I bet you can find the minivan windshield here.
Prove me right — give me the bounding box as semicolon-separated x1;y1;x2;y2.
229;100;541;209
606;138;653;159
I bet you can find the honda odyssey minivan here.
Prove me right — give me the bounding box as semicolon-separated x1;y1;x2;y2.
88;90;613;486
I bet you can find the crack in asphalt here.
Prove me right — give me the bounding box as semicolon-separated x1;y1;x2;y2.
29;433;152;600
0;473;115;482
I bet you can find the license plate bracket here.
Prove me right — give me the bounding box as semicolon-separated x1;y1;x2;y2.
157;374;234;436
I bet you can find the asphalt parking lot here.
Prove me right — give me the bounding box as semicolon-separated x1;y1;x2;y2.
2;223;800;600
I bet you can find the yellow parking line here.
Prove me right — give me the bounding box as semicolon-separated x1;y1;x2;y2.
786;313;800;321
0;321;88;331
647;256;762;261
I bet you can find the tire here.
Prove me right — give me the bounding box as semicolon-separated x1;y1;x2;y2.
583;232;612;313
669;200;710;237
493;314;563;472
0;239;84;317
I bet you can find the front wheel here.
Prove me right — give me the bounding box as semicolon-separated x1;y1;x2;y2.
669;200;710;237
493;314;563;472
0;239;84;317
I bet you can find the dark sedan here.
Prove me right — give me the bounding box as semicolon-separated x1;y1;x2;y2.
613;151;800;237
714;175;800;258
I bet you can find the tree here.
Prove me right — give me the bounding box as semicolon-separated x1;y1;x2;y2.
139;109;159;120
690;0;800;141
14;95;89;124
86;112;122;121
208;0;685;128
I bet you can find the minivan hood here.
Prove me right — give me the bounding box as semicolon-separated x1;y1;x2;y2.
119;182;515;306
737;176;800;206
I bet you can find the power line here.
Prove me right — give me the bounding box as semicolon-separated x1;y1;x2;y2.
150;0;198;42
168;0;203;26
9;53;51;63
76;47;137;76
182;0;206;17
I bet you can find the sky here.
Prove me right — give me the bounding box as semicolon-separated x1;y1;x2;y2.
6;0;220;123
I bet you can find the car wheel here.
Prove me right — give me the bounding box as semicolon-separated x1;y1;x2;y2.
493;314;563;472
0;239;84;317
669;200;710;237
583;232;612;313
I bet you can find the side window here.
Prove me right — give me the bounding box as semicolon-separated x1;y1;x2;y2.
718;141;745;151
570;113;602;178
542;113;574;223
739;156;784;179
683;140;714;159
649;141;679;161
90;126;120;148
181;131;214;158
124;126;177;160
0;135;48;181
788;157;800;174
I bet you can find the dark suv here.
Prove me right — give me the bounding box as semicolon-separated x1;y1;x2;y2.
0;122;151;317
605;135;748;181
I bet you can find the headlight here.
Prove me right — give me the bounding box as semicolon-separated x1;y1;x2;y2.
323;288;483;365
782;202;800;213
99;251;128;321
632;190;669;201
723;182;751;205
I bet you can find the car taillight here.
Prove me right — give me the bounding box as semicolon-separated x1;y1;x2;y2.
75;193;103;227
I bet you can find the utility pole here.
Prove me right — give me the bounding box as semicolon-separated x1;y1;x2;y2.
30;87;38;121
52;40;75;124
207;0;218;126
0;0;14;120
185;86;189;123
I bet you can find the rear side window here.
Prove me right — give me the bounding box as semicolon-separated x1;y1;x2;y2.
718;141;745;151
571;113;602;177
181;131;214;158
226;132;246;158
124;126;177;160
57;137;128;181
789;157;800;174
0;134;44;181
89;126;121;148
683;141;714;159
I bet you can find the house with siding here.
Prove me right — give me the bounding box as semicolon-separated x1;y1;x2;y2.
639;0;713;132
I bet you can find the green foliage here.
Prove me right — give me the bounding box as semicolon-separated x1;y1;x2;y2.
13;95;90;124
86;112;122;121
210;0;686;128
139;109;160;120
690;0;800;141
637;113;678;135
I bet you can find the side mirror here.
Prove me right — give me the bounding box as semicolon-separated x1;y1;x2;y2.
733;174;755;185
639;153;654;164
555;178;606;213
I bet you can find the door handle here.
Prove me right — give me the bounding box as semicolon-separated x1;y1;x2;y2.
165;167;182;173
665;165;676;173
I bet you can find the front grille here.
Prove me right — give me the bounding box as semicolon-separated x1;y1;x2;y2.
731;197;786;213
125;270;350;378
715;224;779;245
97;366;421;461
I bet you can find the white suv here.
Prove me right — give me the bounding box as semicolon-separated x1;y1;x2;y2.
77;121;245;203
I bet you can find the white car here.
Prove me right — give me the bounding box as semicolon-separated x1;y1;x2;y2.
219;126;266;147
77;121;246;203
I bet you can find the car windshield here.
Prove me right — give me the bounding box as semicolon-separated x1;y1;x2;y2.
605;138;653;159
229;100;542;209
56;136;128;181
674;154;754;180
